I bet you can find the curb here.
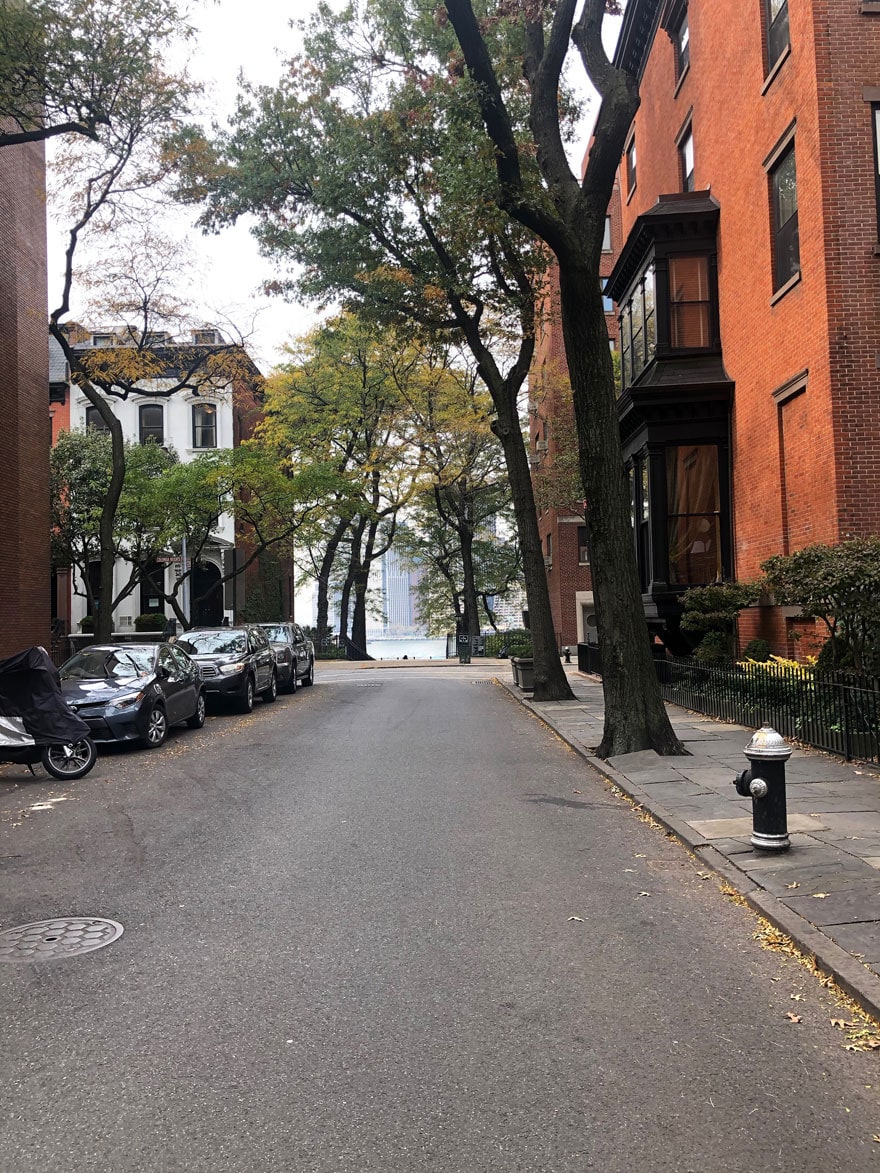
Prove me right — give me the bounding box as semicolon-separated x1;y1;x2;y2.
499;675;880;1022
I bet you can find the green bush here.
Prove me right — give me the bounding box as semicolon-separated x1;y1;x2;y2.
814;635;854;675
79;615;94;632
741;638;771;662
483;629;532;658
135;612;168;632
694;631;731;664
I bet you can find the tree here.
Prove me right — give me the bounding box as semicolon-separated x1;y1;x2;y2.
762;540;880;674
0;0;191;147
257;315;422;653
441;0;684;755
175;0;574;701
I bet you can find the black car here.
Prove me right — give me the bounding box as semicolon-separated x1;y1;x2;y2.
177;626;277;712
256;623;315;692
59;643;206;749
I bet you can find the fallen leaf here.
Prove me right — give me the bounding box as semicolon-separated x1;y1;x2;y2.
624;868;636;873
572;789;582;795
696;871;711;880
831;1019;857;1029
634;854;646;859
568;916;584;922
785;882;800;890
790;994;805;1002
812;892;830;899
872;1135;880;1143
785;1012;802;1023
638;891;651;898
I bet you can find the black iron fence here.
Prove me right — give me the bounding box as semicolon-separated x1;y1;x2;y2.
577;643;880;764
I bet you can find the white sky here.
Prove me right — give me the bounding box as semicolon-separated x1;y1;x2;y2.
47;0;618;376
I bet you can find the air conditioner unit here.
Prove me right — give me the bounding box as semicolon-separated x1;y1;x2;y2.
528;454;540;467
543;555;553;568
535;440;548;452
527;400;539;415
119;615;133;627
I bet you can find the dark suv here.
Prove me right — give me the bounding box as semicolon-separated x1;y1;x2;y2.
256;623;315;692
177;626;277;712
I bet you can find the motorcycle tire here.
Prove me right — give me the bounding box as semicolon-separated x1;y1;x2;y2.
41;737;97;780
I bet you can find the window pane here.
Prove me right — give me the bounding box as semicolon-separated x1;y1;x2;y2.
602;217;612;251
644;265;657;359
669;256;711;348
666;445;721;586
677;14;689;74
772;146;800;286
767;0;789;70
631;285;644;372
192;403;217;448
680;130;694;191
139;404;164;445
85;406;110;433
626;139;637;192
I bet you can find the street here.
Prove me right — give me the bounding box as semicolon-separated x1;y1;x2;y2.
0;663;878;1171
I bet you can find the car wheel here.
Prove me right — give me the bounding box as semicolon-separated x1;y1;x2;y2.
283;663;297;693
237;676;255;714
187;691;207;729
302;659;314;687
262;670;278;704
141;704;167;749
41;738;97;780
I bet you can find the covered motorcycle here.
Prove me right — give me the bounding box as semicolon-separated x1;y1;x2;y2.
0;647;97;780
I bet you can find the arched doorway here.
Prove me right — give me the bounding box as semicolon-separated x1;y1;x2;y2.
191;560;224;627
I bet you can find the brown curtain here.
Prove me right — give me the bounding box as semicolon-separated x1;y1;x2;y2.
666;445;721;585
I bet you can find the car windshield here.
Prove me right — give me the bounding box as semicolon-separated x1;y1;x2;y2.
178;632;247;655
261;626;289;642
61;648;154;680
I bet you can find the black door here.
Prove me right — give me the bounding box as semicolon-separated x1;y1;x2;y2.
191;561;224;626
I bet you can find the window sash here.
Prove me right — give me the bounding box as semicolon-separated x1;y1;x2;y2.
139;405;164;446
680;130;695;192
677;14;690;76
771;146;800;288
85;406;110;433
766;0;789;71
668;256;711;348
626;139;637;193
192;404;217;449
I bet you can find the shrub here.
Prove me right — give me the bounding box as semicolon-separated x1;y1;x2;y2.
741;638;771;662
79;615;94;632
814;635;855;675
694;631;731;664
135;612;168;632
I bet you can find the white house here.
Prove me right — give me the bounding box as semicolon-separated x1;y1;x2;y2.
53;328;263;634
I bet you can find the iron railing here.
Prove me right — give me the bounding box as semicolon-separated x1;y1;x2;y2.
577;643;880;763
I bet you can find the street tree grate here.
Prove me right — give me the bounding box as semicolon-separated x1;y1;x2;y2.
471;680;495;685
0;917;124;963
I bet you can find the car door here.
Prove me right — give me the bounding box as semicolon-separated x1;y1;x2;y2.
157;646;187;724
249;628;272;689
169;645;200;719
292;624;308;677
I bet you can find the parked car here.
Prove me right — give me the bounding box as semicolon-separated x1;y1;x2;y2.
59;642;206;749
256;623;315;692
177;626;277;712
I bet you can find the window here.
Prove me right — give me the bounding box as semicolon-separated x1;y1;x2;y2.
675;9;690;80
91;334;115;348
666;445;721;585
192;402;217;448
577;526;590;565
669;255;711;347
764;0;789;74
602;285;614;313
602;216;612;251
620;263;656;386
85;406;110;433
139;404;164;445
770;142;799;290
679;126;695;192
194;329;219;345
544;533;553;566
626;136;637;196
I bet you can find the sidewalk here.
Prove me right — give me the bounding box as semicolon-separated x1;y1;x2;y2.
502;664;880;1020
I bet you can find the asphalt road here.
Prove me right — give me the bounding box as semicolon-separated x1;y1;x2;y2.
0;663;878;1171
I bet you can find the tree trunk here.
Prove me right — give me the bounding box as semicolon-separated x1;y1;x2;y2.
558;261;684;756
96;409;126;642
316;519;348;648
493;384;573;701
459;524;481;642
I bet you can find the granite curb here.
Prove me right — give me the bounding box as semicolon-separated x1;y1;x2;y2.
498;672;880;1022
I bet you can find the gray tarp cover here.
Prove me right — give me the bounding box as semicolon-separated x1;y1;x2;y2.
0;647;91;744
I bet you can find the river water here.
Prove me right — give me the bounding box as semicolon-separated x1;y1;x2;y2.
365;637;449;661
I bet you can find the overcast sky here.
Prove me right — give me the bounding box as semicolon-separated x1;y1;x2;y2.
47;0;618;376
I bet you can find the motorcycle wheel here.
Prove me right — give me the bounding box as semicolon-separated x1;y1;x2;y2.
41;738;97;780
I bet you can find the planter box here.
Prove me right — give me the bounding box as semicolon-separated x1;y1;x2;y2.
511;656;535;691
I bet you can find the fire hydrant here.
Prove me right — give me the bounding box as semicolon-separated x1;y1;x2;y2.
733;725;792;852
563;646;571;664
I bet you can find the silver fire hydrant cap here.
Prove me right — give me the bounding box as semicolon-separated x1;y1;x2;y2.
744;724;792;761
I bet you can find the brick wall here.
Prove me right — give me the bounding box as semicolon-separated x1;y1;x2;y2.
0;142;50;658
614;0;880;655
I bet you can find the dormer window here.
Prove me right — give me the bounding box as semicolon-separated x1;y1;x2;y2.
91;334;115;348
194;329;220;345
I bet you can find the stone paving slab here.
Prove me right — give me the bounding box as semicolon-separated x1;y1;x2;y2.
502;666;880;1020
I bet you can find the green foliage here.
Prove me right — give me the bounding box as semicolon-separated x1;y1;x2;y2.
762;538;880;673
79;614;94;632
134;612;167;632
741;638;771;663
694;631;732;664
483;629;532;658
240;552;285;624
680;582;761;636
0;0;194;148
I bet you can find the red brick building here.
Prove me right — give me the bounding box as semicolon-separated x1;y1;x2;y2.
530;182;622;649
0;142;50;659
600;0;880;654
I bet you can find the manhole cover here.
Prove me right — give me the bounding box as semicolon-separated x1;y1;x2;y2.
0;917;124;963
